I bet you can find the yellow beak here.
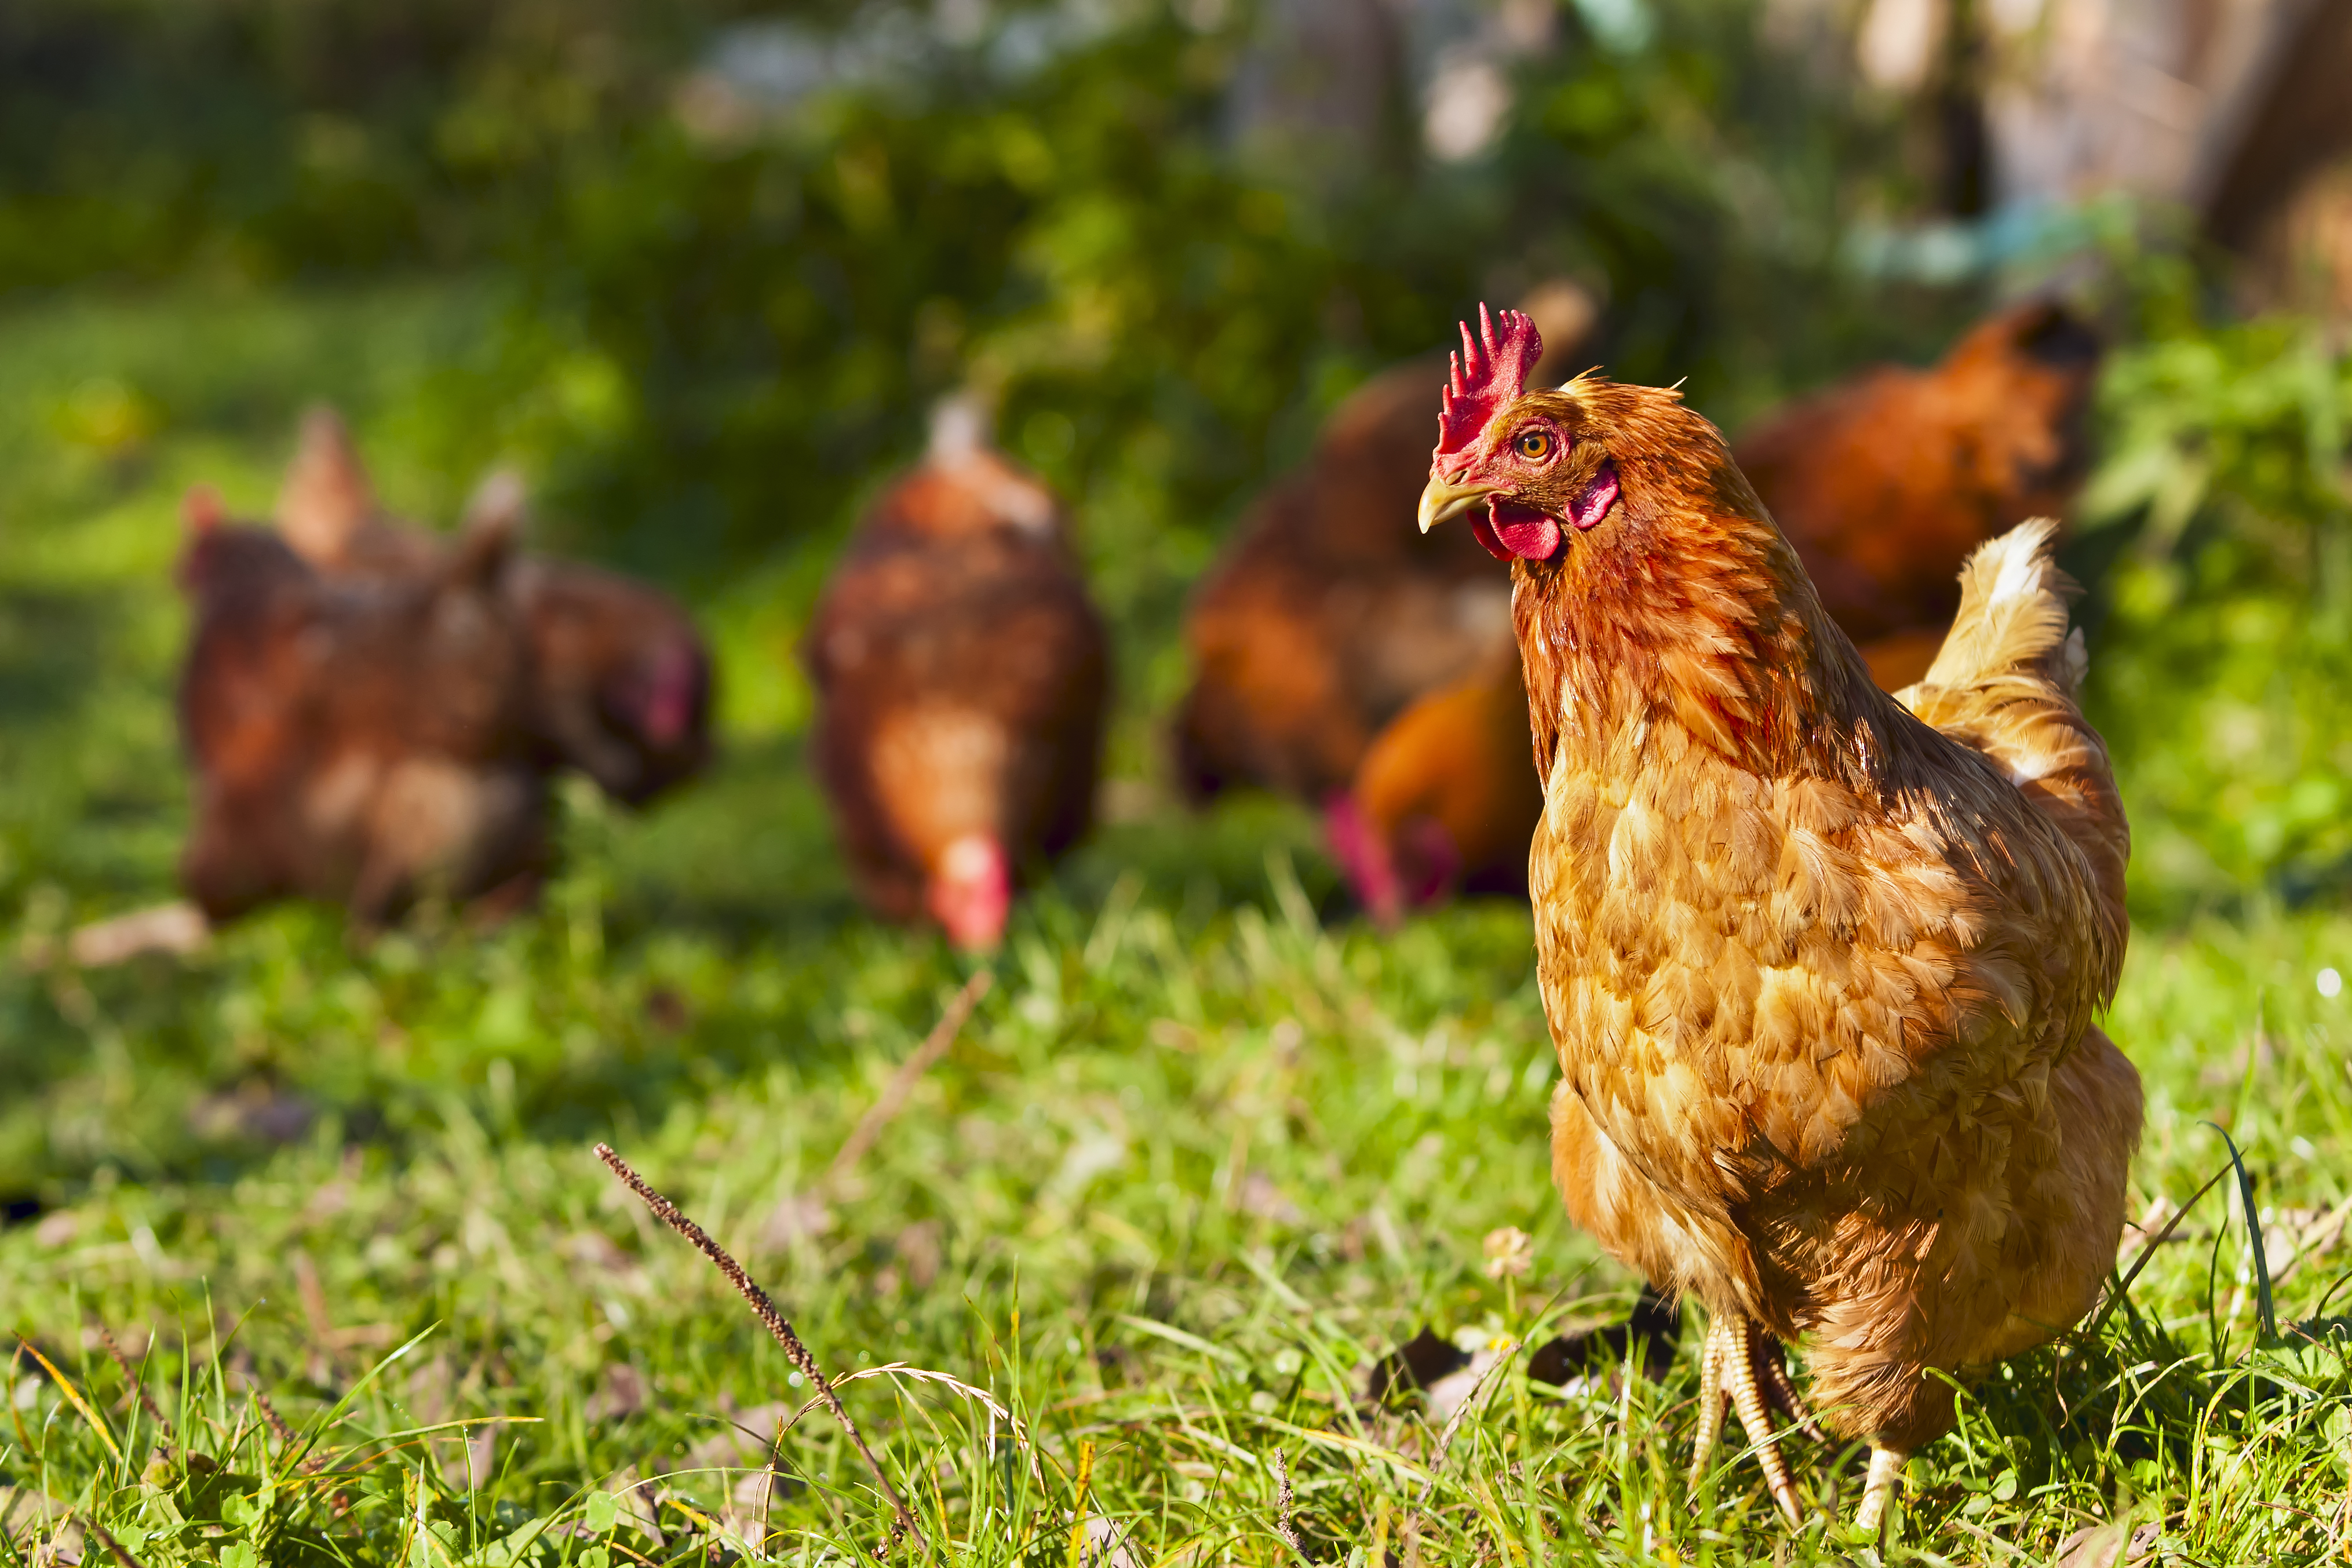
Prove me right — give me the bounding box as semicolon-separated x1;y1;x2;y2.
1417;476;1501;534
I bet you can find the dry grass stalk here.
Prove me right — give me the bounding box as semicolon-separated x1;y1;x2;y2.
92;1323;170;1442
250;1386;300;1454
1271;1447;1300;1554
78;1516;147;1568
292;1249;336;1384
825;971;993;1190
228;1347;301;1457
593;1143;927;1561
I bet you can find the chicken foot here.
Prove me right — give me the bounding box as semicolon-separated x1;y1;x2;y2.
1687;1312;1804;1527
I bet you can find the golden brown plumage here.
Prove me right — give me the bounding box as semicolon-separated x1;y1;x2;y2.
1418;309;2140;1532
803;424;1108;950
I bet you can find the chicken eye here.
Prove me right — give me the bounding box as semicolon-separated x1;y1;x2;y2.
1513;428;1555;461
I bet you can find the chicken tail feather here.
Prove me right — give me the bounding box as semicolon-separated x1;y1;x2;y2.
1910;518;2077;695
1898;520;2129;1000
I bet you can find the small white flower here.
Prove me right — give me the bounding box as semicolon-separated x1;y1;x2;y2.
1482;1225;1533;1279
2319;967;2342;1000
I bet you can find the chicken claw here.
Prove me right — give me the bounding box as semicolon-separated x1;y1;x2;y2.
1755;1337;1826;1443
1687;1312;1804;1527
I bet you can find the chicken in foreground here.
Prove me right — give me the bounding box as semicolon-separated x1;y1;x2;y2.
1416;307;2142;1533
1314;300;2096;920
274;409;713;807
803;406;1109;950
177;490;547;926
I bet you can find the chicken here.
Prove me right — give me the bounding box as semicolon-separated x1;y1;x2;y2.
274;409;713;805
1174;283;1598;803
1323;650;1543;924
1174;364;1510;801
1737;301;2101;683
802;409;1109;950
1324;301;2100;920
1415;307;2141;1533
176;488;548;925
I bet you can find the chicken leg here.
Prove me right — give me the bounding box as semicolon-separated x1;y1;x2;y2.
1854;1445;1906;1535
1688;1312;1803;1527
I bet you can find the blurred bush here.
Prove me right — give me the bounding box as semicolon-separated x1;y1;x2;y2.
2080;258;2352;918
2;0;1930;597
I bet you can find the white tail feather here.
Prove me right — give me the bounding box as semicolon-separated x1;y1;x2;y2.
1915;519;2080;698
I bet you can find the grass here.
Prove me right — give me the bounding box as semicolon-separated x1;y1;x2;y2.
3;283;2351;1566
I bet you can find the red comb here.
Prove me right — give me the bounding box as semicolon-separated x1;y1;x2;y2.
1435;304;1544;461
182;484;225;534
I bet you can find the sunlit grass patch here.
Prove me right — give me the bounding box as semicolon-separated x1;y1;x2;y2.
6;885;2352;1562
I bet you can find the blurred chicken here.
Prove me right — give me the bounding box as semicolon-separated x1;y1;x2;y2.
1323;650;1543;924
274;409;713;806
176;488;547;926
1417;306;2139;1533
802;403;1109;950
1326;300;2100;920
1175;283;1597;803
1738;300;2101;684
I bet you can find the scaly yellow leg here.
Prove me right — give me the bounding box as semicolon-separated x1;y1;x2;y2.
1689;1314;1804;1527
1688;1315;1729;1492
1722;1317;1804;1527
1854;1445;1906;1536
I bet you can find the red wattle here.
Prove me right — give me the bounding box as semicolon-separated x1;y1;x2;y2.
1489;499;1563;560
1467;509;1516;562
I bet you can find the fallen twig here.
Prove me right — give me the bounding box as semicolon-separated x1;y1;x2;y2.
595;1143;927;1561
826;971;992;1191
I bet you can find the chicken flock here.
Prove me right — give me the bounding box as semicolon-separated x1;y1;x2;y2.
162;292;2136;1534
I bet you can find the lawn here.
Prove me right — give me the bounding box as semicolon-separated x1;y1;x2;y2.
3;284;2350;1566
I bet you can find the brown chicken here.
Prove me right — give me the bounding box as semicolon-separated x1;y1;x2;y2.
177;488;547;925
1175;285;1598;803
1323;650;1544;924
802;414;1109;950
1326;301;2101;920
1174;364;1511;801
1738;301;2101;681
274;409;713;805
1415;307;2140;1533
